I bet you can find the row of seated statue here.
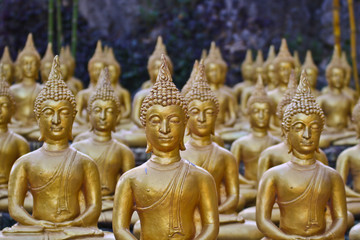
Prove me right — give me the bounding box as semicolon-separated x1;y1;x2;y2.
1;33;358;151
0;50;360;239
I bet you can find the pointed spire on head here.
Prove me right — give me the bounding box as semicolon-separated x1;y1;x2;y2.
264;45;276;69
185;59;219;113
302;50;318;73
88;40;105;72
241;49;253;74
1;46;13;65
147;36;173;74
247;74;273;112
105;47;121;74
274;38;294;68
88;67;121;115
34;56;77;118
201;49;207;60
181;59;199;96
282;69;325;133
205;41;226;69
293;50;301;68
41;42;54;67
277;70;298;120
0;63;15;106
326;45;345;79
254;50;264;69
141;54;188;126
59;46;66;63
341;51;351;70
18;33;41;63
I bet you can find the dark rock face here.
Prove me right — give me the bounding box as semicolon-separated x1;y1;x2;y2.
0;0;359;93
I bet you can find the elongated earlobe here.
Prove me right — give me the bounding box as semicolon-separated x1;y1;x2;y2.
145;142;153;153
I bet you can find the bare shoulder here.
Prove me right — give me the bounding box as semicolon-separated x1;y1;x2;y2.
114;140;133;156
216;144;236;161
232;134;251;146
12;132;28;146
186;160;214;182
12;149;42;169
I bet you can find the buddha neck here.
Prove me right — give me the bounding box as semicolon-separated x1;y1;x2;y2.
151;147;181;165
22;77;37;86
278;81;288;91
291;150;316;165
189;133;212;147
329;86;343;94
209;82;221;90
0;124;8;134
91;129;112;142
42;141;69;152
251;127;268;138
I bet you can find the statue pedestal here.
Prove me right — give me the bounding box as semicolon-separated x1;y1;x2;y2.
0;231;115;240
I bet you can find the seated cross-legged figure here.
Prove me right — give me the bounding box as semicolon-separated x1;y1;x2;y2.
0;56;114;239
72;68;135;225
0;66;30;212
113;55;219;240
231;75;280;208
181;61;263;239
256;71;348;240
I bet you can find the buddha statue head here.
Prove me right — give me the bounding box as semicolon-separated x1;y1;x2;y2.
0;64;15;126
282;70;325;156
34;55;77;142
293;50;302;79
264;45;278;87
247;74;273;130
253;50;267;84
201;49;207;60
88;40;106;84
105;47;121;86
0;46;14;84
185;60;219;137
204;41;227;86
301;50;318;89
274;38;295;86
181;59;199;96
18;33;41;80
59;47;70;82
241;49;254;82
141;54;188;153
147;36;173;84
341;51;352;87
40;43;54;83
325;46;346;90
88;67;121;133
65;45;76;77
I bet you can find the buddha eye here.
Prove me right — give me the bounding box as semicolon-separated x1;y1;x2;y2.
292;123;304;132
93;107;101;113
169;116;180;124
190;108;200;115
149;116;160;124
206;109;215;115
311;123;320;130
106;108;114;113
42;109;54;117
60;109;70;116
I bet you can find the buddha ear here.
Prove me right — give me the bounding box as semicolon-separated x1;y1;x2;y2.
179;134;186;151
145;142;153;153
68;124;74;141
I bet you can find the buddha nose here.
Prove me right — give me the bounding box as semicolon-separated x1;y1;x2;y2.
302;126;311;139
159;119;170;134
259;110;264;119
198;112;206;123
100;109;106;120
52;112;60;125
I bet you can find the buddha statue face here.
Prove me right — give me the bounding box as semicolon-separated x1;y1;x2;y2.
60;63;69;82
328;67;345;90
278;61;293;85
90;62;105;83
38;99;74;142
267;64;277;85
242;64;254;81
21;55;39;79
145;104;186;153
0;96;12;125
287;113;322;157
249;102;271;129
2;64;13;84
90;99;119;132
206;63;222;85
305;68;318;89
108;64;120;85
188;100;217;137
149;60;162;83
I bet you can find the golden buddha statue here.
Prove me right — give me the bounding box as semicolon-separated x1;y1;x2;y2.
317;46;355;148
234;49;254;104
256;72;347;240
264;45;278;91
105;47;131;120
302;50;320;97
0;65;30;212
0;46;14;84
240;50;267;114
341;51;358;101
204;42;237;129
40;42;54;84
9;33;43;139
181;59;199;97
113;54;219;239
180;61;262;239
293;50;301;79
71;67;134;224
267;38;295;131
231;74;280;206
140;36;173;90
75;40;106;127
64;45;84;94
57;47;79;96
0;56;114;239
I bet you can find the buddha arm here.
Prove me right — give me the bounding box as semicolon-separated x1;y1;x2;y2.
131;94;143;128
240;89;250;114
75;93;86;124
8;160;55;228
195;173;219;240
257;151;272;185
256;172;301;239
122;90;131;119
113;176;137;240
336;152;360;198
18;140;30;156
218;155;239;213
317;150;329;165
225;95;237;127
230;142;256;185
122;150;135;173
